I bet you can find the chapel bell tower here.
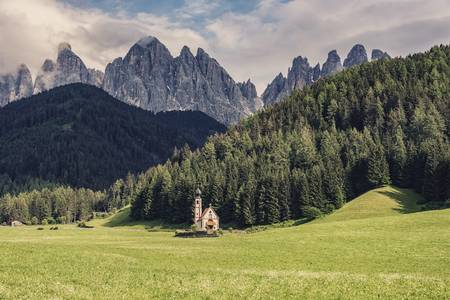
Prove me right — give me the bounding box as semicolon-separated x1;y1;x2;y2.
194;188;202;226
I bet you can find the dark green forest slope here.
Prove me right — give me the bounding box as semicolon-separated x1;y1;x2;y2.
126;45;450;225
0;84;225;195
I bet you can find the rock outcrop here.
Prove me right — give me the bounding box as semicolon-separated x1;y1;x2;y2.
34;43;104;94
238;79;263;111
262;44;390;106
343;44;368;68
321;50;343;77
371;49;391;61
103;36;259;124
0;64;33;106
261;73;287;106
261;56;319;105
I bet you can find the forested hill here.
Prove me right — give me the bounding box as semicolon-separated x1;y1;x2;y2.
0;84;226;194
126;45;450;226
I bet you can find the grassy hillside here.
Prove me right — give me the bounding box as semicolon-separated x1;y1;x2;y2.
0;187;449;299
322;185;423;222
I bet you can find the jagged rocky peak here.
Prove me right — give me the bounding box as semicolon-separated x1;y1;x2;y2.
312;63;321;81
56;42;89;84
58;42;72;53
0;64;33;106
238;79;263;111
177;46;197;69
321;50;343;77
261;72;286;106
238;79;258;100
343;44;368;68
287;55;313;90
103;37;259;125
34;59;56;94
15;64;33;99
42;59;56;72
34;42;104;94
371;49;391;61
136;35;157;48
180;45;194;58
262;43;390;106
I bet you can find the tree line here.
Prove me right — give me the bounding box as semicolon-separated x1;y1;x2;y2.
0;186;106;225
120;45;450;226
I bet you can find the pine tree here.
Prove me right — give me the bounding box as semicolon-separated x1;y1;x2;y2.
265;174;280;224
367;143;391;187
239;175;256;226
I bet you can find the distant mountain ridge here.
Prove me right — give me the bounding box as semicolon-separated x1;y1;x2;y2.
0;39;389;123
103;36;262;125
0;64;33;107
261;44;391;105
0;37;261;125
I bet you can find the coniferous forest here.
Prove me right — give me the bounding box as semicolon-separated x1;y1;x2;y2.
124;45;450;226
0;84;226;195
0;84;225;224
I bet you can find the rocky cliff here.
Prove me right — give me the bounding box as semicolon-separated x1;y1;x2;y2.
262;44;390;105
103;36;259;124
0;64;33;107
34;43;104;94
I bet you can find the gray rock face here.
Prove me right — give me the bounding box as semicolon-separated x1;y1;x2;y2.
287;56;314;91
261;73;287;106
343;44;368;68
312;63;321;81
262;44;389;106
321;50;343;77
34;43;104;94
371;49;391;61
103;36;259;124
238;79;263;111
261;56;317;106
0;64;33;107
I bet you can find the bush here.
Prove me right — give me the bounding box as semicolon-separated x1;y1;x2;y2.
323;204;335;214
303;206;323;220
41;219;48;225
47;217;56;224
31;216;38;225
190;224;198;232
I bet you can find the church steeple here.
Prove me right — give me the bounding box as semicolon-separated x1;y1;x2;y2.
194;188;202;226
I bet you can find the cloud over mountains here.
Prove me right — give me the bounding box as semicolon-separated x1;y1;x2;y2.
0;0;449;93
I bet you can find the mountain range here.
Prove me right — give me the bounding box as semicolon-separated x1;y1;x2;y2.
261;44;391;105
0;37;389;124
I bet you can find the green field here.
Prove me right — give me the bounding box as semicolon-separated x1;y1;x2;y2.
0;186;449;299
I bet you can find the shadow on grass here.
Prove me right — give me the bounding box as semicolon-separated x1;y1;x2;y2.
100;207;188;230
376;186;423;214
292;218;313;226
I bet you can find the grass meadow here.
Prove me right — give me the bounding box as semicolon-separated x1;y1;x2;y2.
0;186;449;299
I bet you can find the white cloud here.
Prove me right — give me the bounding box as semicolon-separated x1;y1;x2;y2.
0;0;208;76
205;0;450;92
0;0;449;94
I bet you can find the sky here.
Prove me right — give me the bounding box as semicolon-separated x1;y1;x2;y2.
0;0;449;94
